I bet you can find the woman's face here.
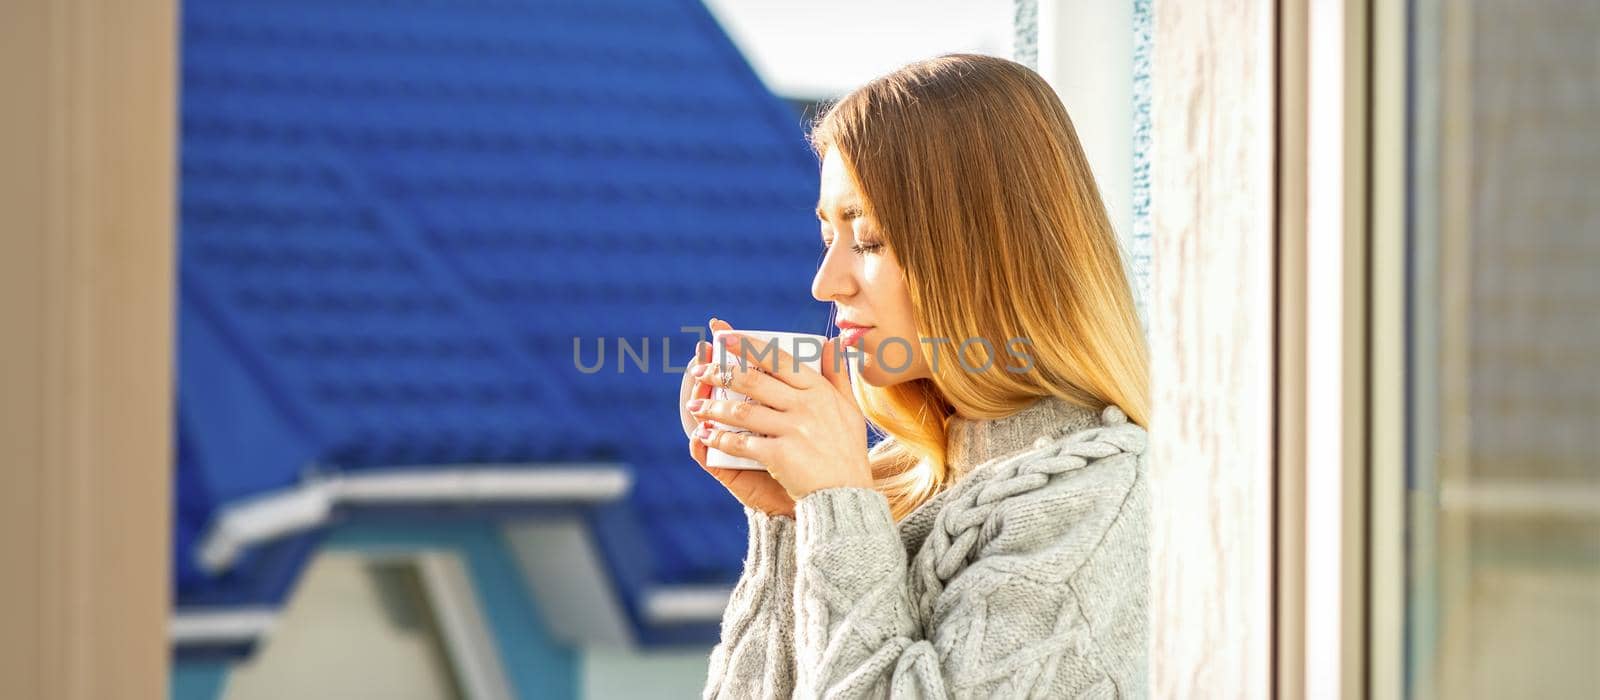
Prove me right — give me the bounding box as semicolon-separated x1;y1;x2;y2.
811;149;931;386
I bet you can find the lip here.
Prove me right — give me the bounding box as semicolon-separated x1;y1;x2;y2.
838;325;873;348
835;320;873;329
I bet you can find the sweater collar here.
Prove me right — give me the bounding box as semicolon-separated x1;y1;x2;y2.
944;395;1102;477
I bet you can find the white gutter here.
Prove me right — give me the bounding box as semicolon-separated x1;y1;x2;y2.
170;608;279;648
642;585;735;625
198;464;632;573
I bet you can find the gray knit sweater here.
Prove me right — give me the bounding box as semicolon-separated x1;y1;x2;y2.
702;396;1149;699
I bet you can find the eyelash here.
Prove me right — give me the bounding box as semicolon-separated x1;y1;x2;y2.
822;236;884;255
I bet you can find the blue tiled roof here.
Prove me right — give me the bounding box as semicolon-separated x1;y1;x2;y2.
176;0;829;643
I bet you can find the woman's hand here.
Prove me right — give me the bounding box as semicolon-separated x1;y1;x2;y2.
687;331;872;502
683;319;797;518
678;317;730;439
688;427;797;518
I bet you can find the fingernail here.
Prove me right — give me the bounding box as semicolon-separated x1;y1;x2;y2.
693;363;710;377
686;398;705;412
695;423;713;439
720;333;741;349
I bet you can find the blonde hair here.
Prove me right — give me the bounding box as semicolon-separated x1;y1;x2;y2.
808;53;1150;521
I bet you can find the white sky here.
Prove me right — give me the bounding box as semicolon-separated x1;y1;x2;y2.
701;0;1016;99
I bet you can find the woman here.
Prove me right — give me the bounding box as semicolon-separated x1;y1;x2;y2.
677;53;1150;698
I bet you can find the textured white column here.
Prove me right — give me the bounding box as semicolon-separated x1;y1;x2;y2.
1034;1;1136;253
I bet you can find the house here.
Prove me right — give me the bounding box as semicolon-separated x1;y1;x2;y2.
172;0;829;696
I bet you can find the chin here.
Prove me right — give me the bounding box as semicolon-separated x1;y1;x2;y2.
851;351;925;388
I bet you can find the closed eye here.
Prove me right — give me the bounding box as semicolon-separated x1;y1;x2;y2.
820;238;882;255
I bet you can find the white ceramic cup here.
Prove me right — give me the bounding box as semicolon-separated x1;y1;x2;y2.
705;329;830;470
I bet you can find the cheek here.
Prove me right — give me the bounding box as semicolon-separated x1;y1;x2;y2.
861;260;918;336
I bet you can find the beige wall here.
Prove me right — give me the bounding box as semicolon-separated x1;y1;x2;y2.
581;647;711;700
224;554;467;700
0;1;176;698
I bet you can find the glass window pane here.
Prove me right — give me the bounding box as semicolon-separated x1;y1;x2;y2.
1406;0;1600;697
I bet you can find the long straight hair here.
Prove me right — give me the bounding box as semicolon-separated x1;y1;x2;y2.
808;53;1150;521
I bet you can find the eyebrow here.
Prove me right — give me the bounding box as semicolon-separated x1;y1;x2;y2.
816;202;864;221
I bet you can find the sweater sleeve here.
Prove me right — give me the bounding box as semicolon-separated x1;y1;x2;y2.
702;505;799;700
790;455;1143;698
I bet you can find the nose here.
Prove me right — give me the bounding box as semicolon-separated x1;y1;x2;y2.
811;245;856;303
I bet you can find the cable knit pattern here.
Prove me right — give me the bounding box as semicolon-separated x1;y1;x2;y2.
704;505;800;699
703;397;1149;699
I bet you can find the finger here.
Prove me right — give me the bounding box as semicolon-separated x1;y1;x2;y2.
694;355;794;410
694;340;714;400
687;397;786;436
706;318;736;401
682;341;707;390
687;339;709;369
695;423;773;463
718;333;821;390
819;336;854;395
687;339;711;372
688;428;709;467
714;467;772;507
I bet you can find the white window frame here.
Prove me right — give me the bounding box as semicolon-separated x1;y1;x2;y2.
1138;0;1386;696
